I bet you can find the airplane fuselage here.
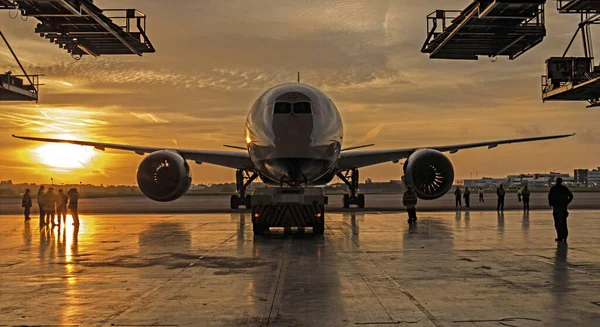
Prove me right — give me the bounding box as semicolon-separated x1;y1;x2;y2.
245;83;343;186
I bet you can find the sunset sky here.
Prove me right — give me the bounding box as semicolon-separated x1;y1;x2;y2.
1;0;599;185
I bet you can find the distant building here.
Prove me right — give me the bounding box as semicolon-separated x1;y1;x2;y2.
589;168;600;186
464;177;506;189
507;174;535;187
529;172;570;187
574;169;589;185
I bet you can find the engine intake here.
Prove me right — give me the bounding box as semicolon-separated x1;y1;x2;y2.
404;149;454;200
137;150;191;202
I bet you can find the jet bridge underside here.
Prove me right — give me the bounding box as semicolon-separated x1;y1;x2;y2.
422;0;546;60
0;0;154;57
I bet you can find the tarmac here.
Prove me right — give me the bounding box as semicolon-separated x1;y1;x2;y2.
2;192;600;214
1;210;600;326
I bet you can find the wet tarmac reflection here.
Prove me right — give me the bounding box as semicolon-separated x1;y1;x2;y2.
1;211;599;326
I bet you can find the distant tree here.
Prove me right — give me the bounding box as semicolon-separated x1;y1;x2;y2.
365;178;373;184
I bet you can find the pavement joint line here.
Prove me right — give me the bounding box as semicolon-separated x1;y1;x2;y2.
99;231;237;327
354;321;418;325
325;223;399;325
452;317;542;324
329;222;445;327
506;249;600;278
263;237;291;327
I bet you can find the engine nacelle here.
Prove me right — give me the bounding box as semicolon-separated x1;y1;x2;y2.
136;150;192;202
403;149;454;200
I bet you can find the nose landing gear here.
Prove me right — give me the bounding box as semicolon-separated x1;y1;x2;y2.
230;169;258;209
337;169;365;208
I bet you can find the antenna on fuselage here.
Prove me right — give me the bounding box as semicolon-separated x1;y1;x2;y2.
297;72;300;83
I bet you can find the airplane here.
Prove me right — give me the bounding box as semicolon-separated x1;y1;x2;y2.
13;83;574;234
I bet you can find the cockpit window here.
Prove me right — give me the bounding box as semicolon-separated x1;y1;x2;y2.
293;102;311;114
274;102;291;114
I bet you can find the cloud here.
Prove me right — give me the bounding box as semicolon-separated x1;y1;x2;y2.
130;113;169;123
515;125;543;137
0;0;598;184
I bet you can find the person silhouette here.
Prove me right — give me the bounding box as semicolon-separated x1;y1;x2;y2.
548;178;573;242
454;186;462;208
21;189;32;221
496;184;506;211
403;185;418;223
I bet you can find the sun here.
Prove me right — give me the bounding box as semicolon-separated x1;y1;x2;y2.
34;143;97;169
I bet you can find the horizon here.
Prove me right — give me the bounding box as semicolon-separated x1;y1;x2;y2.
3;165;600;187
1;0;599;185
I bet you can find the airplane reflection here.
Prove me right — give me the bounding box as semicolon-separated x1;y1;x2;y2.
232;213;247;255
138;222;191;255
342;212;362;247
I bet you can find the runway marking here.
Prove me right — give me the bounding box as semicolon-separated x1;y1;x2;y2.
328;223;445;327
100;229;237;327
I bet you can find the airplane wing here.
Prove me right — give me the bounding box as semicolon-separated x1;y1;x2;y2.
12;135;254;169
336;133;575;169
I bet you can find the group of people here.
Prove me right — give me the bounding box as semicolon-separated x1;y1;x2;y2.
21;185;79;227
452;184;532;212
402;178;574;242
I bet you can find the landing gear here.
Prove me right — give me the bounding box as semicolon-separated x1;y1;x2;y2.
230;169;258;209
337;169;365;208
313;217;325;235
252;222;269;235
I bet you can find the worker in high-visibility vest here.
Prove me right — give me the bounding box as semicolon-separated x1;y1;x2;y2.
403;186;418;224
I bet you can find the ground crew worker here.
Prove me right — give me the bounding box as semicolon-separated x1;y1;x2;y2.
479;187;484;202
454;186;462;208
403;185;418;223
517;187;522;202
67;188;80;226
22;189;32;221
548;178;573;242
496;184;506;211
463;187;471;208
57;189;68;225
522;185;531;212
44;187;57;225
37;185;45;226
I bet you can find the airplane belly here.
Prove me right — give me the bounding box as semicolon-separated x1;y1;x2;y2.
250;142;339;185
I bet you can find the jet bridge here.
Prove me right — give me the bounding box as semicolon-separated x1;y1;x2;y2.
0;30;39;101
421;0;546;60
557;0;600;13
542;1;600;107
0;72;39;101
0;0;155;58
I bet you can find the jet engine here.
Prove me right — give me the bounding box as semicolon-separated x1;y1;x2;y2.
403;149;454;200
136;150;192;202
